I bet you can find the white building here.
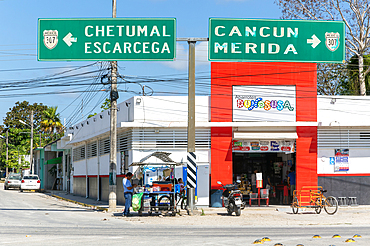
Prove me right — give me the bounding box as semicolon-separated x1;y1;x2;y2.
58;95;370;205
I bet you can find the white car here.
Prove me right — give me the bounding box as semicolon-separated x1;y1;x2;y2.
20;175;41;192
4;173;22;190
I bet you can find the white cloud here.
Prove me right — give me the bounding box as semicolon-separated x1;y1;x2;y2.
161;41;210;71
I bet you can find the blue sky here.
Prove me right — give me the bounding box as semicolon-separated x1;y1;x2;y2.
0;0;281;127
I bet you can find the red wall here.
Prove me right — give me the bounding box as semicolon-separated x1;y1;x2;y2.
211;62;317;190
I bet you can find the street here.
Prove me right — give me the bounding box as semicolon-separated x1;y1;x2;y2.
1;183;369;246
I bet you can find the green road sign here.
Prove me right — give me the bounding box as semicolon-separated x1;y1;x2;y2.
38;18;176;61
209;18;345;63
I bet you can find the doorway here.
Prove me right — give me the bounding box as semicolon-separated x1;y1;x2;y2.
233;152;295;205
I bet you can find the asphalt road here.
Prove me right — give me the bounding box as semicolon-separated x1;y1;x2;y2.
1;183;369;246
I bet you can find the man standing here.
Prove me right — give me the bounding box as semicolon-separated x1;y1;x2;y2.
287;166;296;202
122;172;137;216
251;169;258;193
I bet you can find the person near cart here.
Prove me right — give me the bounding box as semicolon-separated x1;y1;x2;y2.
122;172;137;217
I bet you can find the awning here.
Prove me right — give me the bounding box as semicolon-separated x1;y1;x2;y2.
233;132;298;140
45;156;62;165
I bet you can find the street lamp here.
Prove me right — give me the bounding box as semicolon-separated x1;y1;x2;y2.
19;114;34;175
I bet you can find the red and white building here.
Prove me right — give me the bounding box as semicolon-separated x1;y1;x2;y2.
58;62;370;206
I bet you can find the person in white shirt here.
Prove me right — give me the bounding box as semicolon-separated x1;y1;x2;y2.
122;172;137;216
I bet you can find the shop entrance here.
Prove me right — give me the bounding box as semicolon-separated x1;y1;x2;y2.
233;152;295;205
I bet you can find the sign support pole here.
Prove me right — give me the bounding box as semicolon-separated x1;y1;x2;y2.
177;38;207;214
109;0;118;211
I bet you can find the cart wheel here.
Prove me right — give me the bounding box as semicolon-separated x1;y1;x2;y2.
138;210;143;216
292;197;299;214
148;211;152;216
158;195;171;211
324;196;338;215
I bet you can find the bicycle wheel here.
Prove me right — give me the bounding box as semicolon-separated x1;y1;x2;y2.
181;197;187;210
324;196;338;215
292;197;299;214
158;195;171;211
314;198;322;214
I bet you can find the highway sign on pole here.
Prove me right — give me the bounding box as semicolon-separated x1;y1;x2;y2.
209;18;345;63
38;18;176;61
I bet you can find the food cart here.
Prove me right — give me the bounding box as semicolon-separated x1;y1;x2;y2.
129;152;183;216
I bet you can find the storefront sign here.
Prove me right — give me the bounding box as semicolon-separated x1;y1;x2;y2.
233;140;295;153
233;85;296;122
334;149;349;172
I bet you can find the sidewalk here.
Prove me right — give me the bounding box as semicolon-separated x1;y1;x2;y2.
44;190;125;212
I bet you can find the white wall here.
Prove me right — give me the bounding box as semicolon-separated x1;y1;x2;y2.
318;96;370;126
318;148;370;174
133;96;210;123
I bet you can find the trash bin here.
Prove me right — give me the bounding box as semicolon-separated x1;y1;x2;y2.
210;189;223;207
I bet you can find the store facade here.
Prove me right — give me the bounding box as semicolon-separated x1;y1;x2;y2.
63;62;370;205
210;62;318;201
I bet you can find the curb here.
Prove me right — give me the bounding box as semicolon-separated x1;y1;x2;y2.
49;194;108;212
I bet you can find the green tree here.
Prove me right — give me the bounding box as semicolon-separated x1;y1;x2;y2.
40;106;63;141
275;0;370;95
340;55;370;95
317;63;349;95
88;98;111;119
3;101;47;130
100;98;111;111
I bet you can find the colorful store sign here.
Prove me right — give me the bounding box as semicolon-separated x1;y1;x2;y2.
334;149;349;172
233;85;296;122
232;140;295;153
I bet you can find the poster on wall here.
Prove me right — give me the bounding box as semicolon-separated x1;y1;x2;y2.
334;149;349;172
232;140;295;153
232;85;296;122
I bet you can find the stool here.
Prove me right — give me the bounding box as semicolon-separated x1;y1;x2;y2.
348;197;358;206
338;197;348;207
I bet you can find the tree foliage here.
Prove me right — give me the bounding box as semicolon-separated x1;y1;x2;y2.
3;101;48;130
317;63;348;95
0;102;63;171
275;0;370;95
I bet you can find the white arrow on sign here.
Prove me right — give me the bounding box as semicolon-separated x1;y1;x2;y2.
63;33;77;47
307;34;321;48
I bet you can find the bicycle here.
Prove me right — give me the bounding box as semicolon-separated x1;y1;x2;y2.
175;188;187;210
291;186;338;215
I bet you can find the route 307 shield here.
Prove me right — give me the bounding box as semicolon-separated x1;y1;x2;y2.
43;30;58;50
325;32;340;52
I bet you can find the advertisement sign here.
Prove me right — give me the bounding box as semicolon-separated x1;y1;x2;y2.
232;140;295;153
334;149;349;172
233;86;296;122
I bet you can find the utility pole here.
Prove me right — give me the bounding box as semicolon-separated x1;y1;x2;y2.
6;129;9;178
109;0;118;211
30;110;34;174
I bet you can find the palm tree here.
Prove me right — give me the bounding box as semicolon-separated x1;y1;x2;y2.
40;106;63;141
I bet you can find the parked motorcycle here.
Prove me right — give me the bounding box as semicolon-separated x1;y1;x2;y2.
217;181;244;216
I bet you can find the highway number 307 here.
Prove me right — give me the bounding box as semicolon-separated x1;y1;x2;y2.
43;30;58;50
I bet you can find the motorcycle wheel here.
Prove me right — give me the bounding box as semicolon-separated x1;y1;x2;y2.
235;207;241;216
227;202;234;215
